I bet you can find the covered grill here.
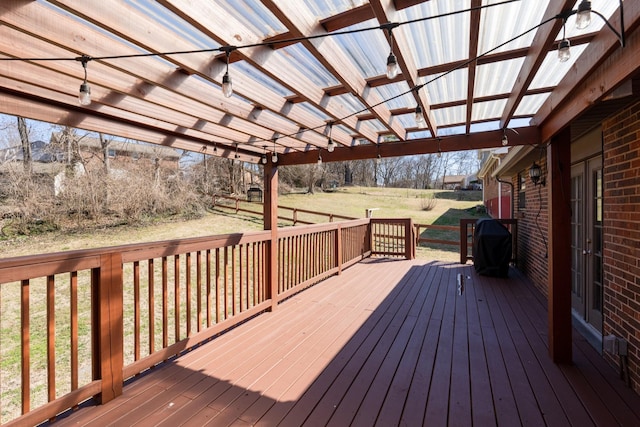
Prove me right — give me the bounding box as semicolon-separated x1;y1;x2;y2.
473;219;512;278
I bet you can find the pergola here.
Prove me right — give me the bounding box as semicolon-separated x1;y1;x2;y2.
1;0;639;364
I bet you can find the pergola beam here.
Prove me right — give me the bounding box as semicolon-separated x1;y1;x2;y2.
277;126;540;165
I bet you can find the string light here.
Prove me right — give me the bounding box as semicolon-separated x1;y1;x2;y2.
327;122;335;152
558;20;571;62
317;151;323;166
384;25;400;80
261;145;267;164
271;139;278;163
575;0;592;30
501;130;508;146
221;47;234;98
78;55;91;106
234;142;239;159
415;105;426;129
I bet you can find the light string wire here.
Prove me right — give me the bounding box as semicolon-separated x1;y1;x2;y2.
0;1;618;157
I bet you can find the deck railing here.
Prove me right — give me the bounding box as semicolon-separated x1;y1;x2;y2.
459;218;518;264
0;218;412;426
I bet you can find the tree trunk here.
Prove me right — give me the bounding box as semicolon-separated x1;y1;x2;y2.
17;117;31;173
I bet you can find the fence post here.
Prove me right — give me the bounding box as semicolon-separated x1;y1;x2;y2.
92;252;124;404
460;220;468;264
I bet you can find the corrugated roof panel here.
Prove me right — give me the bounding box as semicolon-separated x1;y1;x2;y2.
373;81;416;110
398;0;471;68
331;20;390;78
232;61;294;97
408;129;433;139
212;0;286;38
279;44;339;88
470;120;501;133
529;45;588;89
437;125;467;137
474;58;525;97
421;69;468;105
472;99;508;121
302;0;368;20
479;0;548;55
515;93;551;116
433;105;466;126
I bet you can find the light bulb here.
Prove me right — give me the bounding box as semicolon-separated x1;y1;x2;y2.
222;72;232;98
78;82;91;105
415;105;426;128
271;152;278;163
386;53;399;79
437;151;442;158
558;39;571;62
576;1;591;30
502;134;509;146
376;154;381;165
317;154;322;166
261;154;267;164
327;138;335;153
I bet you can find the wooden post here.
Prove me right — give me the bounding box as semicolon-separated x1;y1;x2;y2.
460;220;468;264
264;161;279;311
547;128;572;363
405;219;415;260
94;252;123;403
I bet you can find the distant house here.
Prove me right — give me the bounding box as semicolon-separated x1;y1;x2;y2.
441;174;479;190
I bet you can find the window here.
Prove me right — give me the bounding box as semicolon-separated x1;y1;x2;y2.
518;172;526;209
107;149;116;158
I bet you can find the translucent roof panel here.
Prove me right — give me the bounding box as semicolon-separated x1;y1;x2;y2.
231;61;294;97
474;58;525;98
472;99;508;122
212;0;285;38
373;81;415;110
330;20;390;78
470;120;501;133
529;45;589;89
407;129;433;140
433;106;466;127
398;0;471;68
421;69;468;105
515;94;551;117
437;125;467;137
279;44;339;88
331;93;367;116
301;0;368;21
479;0;547;55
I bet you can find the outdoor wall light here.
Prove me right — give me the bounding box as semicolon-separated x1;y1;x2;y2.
78;55;91;106
415;105;426;129
529;162;544;186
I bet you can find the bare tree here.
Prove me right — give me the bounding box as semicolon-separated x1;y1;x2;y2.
16;117;31;173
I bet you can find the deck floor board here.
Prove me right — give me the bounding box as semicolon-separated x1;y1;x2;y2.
51;258;640;427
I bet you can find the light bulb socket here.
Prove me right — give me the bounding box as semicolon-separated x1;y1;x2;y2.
78;82;91;106
558;39;571;62
222;72;233;98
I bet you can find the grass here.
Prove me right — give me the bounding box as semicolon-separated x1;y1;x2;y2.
0;186;484;423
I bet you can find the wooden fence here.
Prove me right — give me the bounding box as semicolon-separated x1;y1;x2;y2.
0;218;413;426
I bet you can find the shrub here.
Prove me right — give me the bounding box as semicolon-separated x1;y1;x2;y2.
420;193;438;211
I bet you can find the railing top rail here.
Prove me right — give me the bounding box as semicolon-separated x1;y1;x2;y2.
278;218;370;238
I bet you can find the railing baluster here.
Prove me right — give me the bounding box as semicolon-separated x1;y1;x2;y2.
186;252;192;337
21;279;30;415
206;249;211;328
174;254;180;342
162;257;168;349
133;262;140;361
215;248;221;324
197;251;202;333
148;259;155;355
70;271;79;391
47;275;55;405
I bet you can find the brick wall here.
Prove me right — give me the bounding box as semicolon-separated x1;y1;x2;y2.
513;159;549;298
602;100;640;391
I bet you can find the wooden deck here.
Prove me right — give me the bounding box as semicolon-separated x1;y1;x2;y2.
50;258;640;427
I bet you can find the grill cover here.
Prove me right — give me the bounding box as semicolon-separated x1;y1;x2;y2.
473;219;512;277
